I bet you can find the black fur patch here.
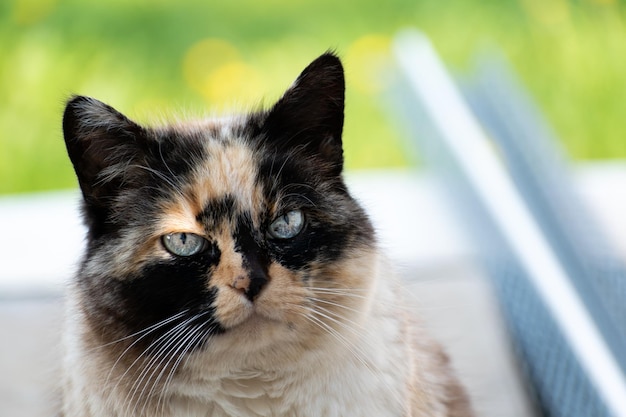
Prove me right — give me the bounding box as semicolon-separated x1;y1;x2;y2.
255;146;373;271
80;243;224;355
196;195;237;226
63;95;206;240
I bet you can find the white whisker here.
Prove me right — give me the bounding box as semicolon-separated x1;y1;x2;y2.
90;310;188;353
139;318;208;416
307;296;362;315
303;307;406;410
102;311;189;411
155;323;218;415
121;316;197;416
131;164;185;200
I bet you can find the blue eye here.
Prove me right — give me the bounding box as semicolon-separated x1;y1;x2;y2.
268;210;304;239
162;233;207;256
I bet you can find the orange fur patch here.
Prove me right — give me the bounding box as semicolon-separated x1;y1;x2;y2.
189;139;265;220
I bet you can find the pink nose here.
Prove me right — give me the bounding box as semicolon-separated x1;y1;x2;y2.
231;274;267;301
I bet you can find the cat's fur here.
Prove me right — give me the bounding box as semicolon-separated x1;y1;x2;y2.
61;53;472;417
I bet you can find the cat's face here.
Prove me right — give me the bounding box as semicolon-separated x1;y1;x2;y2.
63;54;376;368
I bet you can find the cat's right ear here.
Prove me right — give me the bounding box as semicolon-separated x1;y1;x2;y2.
62;95;146;204
258;53;345;177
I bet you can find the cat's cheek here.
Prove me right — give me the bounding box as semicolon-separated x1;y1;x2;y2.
254;262;308;324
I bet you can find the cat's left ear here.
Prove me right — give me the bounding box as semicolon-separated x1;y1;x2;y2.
260;52;345;176
62;95;147;205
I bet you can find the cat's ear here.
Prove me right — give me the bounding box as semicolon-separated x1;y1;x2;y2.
261;52;345;176
62;95;146;204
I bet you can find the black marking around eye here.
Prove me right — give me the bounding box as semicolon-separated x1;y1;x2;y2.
81;246;224;355
255;150;375;271
266;215;350;270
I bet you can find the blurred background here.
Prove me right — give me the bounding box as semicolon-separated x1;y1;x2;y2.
1;0;626;195
2;1;626;416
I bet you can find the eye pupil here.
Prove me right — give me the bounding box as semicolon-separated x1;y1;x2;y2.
162;232;206;256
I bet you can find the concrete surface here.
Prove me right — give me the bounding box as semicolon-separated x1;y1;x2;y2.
0;297;62;417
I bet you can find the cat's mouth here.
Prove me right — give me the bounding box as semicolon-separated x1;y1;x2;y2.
208;263;308;337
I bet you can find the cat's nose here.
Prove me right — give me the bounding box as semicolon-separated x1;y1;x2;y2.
231;273;268;301
245;273;268;301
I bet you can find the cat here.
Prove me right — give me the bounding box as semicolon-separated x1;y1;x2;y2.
60;52;472;417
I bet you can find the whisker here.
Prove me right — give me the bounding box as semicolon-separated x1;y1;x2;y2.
120;316;196;416
157;141;178;184
307;286;370;294
304;311;372;371
308;305;365;340
102;311;189;410
280;182;317;192
307;297;362;315
155;323;218;415
304;303;409;410
131;164;184;200
140;319;208;416
280;192;317;208
308;285;432;315
90;310;188;353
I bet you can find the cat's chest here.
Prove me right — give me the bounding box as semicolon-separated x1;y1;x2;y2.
168;368;304;416
168;364;403;417
174;373;300;417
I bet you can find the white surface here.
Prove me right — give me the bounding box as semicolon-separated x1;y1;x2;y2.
346;170;473;269
575;162;626;257
0;191;84;295
394;30;626;417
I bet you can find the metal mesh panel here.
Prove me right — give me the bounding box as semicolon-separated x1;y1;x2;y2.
389;30;626;417
461;60;626;367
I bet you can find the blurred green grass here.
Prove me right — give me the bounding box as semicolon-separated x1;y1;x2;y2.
1;0;625;194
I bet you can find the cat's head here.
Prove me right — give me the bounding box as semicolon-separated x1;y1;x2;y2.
63;53;376;369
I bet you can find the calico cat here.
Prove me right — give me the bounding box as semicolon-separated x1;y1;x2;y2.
61;52;472;417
